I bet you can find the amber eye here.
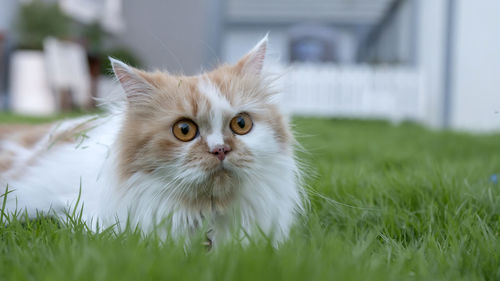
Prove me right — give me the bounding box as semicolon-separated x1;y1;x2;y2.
230;113;253;135
172;119;198;142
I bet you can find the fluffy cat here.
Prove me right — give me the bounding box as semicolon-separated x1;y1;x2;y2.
0;36;305;246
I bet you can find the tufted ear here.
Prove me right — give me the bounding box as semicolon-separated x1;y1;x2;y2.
234;34;268;75
110;57;154;105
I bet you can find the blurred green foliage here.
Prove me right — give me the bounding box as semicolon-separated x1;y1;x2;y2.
100;47;142;75
16;1;71;50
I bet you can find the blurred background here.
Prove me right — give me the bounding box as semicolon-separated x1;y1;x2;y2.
0;0;499;131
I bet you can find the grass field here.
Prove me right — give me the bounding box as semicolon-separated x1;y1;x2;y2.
1;116;499;280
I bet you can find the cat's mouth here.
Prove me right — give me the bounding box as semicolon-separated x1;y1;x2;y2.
213;161;230;173
195;152;245;177
202;154;233;172
206;160;240;182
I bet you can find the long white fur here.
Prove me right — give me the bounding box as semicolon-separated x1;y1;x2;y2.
0;36;304;246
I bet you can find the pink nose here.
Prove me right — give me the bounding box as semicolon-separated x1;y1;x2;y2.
211;144;231;161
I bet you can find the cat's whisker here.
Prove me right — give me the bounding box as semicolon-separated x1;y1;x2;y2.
148;31;184;74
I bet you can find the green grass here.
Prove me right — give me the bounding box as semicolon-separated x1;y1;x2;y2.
0;111;101;124
1;117;500;280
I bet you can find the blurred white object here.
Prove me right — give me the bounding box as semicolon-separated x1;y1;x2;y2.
10;51;56;115
59;0;124;33
44;37;91;109
448;0;500;131
96;76;116;100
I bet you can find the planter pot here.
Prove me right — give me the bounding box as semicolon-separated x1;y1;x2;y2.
87;55;101;108
9;50;56;115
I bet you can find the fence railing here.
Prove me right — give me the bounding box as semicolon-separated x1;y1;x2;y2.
274;64;424;122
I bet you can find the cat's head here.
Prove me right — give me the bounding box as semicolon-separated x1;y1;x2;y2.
111;36;294;211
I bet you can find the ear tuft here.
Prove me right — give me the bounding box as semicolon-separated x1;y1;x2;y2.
110;57;134;85
109;57;153;104
235;34;269;75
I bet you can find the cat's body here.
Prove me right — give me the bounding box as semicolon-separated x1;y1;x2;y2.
0;37;305;245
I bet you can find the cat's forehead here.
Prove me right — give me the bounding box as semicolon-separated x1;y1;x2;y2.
149;67;257;120
197;76;233;114
196;65;246;111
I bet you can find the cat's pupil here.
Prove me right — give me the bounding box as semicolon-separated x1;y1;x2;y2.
180;123;190;135
237;117;245;128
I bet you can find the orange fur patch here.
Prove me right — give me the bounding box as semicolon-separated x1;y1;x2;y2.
0;124;51;148
0;118;97;176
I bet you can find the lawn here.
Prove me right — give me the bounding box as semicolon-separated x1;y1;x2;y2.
1;116;499;281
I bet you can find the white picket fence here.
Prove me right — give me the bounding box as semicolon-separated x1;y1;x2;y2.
276;64;425;122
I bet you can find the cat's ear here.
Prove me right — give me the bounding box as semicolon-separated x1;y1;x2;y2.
110;57;154;104
234;34;268;75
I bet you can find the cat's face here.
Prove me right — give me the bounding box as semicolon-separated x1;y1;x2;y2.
112;37;292;210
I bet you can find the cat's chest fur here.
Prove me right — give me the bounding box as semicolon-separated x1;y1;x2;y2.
0;36;305;246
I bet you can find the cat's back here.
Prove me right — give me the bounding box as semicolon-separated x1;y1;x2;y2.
0;114;123;217
0;114;121;192
0;123;52;173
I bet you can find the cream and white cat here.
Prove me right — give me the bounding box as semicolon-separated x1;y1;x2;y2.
0;37;305;245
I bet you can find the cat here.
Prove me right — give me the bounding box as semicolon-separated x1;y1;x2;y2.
0;36;305;246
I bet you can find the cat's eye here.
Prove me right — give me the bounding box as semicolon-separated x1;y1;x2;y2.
230;113;253;135
172;119;198;142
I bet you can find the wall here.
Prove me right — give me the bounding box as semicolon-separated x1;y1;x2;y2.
115;0;222;75
0;0;18;107
223;27;288;64
450;0;500;131
223;24;371;66
0;0;18;32
367;0;416;64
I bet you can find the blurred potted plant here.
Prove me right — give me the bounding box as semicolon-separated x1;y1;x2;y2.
81;22;141;101
16;1;71;50
81;22;141;75
11;1;141;112
82;22;104;106
10;1;71;114
99;47;141;75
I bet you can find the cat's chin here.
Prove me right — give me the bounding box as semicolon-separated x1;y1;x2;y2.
208;164;236;185
181;170;237;212
160;162;237;212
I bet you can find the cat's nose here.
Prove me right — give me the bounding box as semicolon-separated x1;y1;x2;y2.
210;144;231;161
